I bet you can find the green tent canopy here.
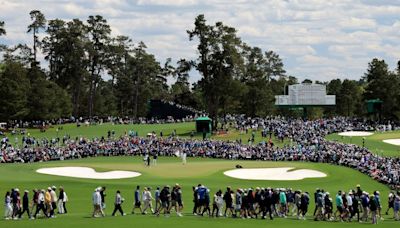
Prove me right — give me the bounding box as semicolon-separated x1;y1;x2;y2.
196;117;212;133
366;99;383;114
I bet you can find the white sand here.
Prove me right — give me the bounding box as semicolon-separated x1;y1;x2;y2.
383;139;400;146
36;167;141;180
338;131;374;137
223;167;327;180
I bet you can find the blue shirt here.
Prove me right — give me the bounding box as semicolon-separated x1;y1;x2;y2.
135;190;140;202
197;187;206;200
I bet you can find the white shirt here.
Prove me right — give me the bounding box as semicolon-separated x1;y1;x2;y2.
143;190;153;201
346;195;353;206
93;191;101;205
38;192;45;203
50;190;58;203
63;192;68;202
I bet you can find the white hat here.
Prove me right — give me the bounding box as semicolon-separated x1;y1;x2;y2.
15;188;19;192
52;186;56;190
48;187;52;191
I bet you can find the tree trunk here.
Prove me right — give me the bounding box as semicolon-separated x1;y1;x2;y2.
33;29;37;63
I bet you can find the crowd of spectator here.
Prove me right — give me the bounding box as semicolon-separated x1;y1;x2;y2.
1;117;400;190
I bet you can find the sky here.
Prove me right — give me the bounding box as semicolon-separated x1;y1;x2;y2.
0;0;400;84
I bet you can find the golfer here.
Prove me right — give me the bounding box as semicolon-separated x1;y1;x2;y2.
33;189;48;219
154;187;161;214
111;190;125;216
158;185;171;217
18;190;30;219
92;188;104;218
132;185;142;214
4;191;12;220
50;186;58;217
142;187;154;214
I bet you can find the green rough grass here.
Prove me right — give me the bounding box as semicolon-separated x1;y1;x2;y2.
1;123;398;227
0;157;397;228
326;130;400;157
2;122;289;147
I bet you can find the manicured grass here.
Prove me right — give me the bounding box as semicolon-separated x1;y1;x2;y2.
326;130;400;157
1;122;289;147
0;156;397;228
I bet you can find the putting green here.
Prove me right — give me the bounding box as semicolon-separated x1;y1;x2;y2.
0;156;397;228
326;130;400;157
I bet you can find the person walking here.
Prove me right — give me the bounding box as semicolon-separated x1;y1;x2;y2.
394;191;400;221
100;186;106;211
111;190;125;216
154;187;161;214
212;190;223;217
11;188;20;219
30;189;39;215
223;187;234;217
142;187;154;214
50;186;58;217
374;191;383;221
351;190;360;222
294;190;302;219
314;191;324;221
18;190;31;219
313;188;320;216
92;188;104;218
263;188;273;220
58;187;68;214
361;192;370;222
132;185;142;214
4;191;12;220
300;192;309;220
324;192;333;221
175;184;183;217
158;185;171;217
279;188;287;218
386;191;395;217
335;190;344;221
235;189;243;218
192;186;199;215
45;187;52;218
201;188;211;216
369;195;378;224
33;189;48;219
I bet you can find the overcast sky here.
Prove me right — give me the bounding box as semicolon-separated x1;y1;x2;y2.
1;0;400;83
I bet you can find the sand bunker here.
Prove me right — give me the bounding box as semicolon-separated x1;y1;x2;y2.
383;139;400;146
224;167;327;180
338;131;374;137
36;167;141;179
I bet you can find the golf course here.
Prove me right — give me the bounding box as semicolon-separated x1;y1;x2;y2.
326;130;400;157
1;122;400;227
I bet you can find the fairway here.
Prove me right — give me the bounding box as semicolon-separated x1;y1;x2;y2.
1;122;290;147
326;130;400;157
0;156;397;228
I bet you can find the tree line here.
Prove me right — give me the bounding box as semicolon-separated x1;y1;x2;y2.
0;12;399;125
